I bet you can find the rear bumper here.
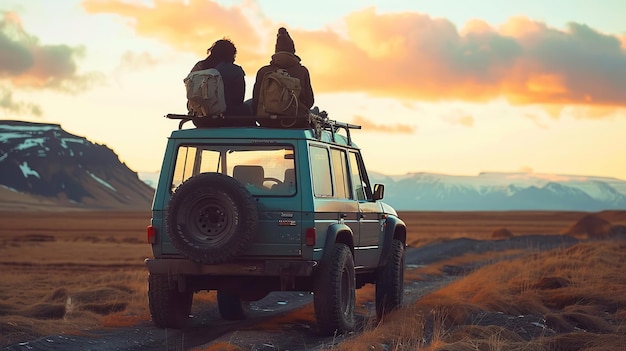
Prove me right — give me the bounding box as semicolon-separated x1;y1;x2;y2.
145;258;317;277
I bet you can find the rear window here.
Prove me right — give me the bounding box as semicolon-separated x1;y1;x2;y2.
171;144;296;196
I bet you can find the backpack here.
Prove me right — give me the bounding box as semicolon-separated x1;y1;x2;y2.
184;68;227;117
257;69;301;117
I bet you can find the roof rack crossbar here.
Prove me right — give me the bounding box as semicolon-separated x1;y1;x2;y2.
310;112;361;145
166;113;193;129
165;112;363;145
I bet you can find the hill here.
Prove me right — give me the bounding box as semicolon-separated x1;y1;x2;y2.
0;120;154;211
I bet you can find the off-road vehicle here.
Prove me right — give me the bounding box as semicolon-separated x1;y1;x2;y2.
146;113;407;335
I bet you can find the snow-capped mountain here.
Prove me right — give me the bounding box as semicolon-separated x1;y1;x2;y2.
134;169;626;211
369;172;626;211
4;119;623;212
0;120;154;210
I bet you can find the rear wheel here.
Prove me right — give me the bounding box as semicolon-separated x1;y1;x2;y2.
375;239;405;319
217;290;250;320
314;243;356;335
148;274;193;329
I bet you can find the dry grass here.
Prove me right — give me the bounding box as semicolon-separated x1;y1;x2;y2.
0;211;152;346
1;210;626;348
335;241;626;350
401;210;626;246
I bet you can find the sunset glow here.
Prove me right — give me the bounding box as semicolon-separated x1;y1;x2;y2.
1;0;625;180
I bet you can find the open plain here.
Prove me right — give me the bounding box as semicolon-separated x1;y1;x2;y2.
1;210;625;350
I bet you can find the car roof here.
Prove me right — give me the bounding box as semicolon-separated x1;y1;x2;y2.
169;127;359;148
164;114;362;148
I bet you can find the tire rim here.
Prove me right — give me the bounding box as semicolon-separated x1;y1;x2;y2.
186;194;236;245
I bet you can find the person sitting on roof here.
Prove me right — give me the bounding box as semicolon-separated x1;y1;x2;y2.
252;27;314;117
191;38;251;116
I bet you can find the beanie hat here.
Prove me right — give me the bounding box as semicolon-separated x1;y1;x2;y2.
275;27;295;54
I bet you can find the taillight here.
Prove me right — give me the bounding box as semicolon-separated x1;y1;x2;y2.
305;227;316;246
146;225;157;244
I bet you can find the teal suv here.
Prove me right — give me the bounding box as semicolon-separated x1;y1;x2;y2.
146;114;407;335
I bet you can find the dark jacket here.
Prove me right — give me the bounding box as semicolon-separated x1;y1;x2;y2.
191;60;249;115
252;52;314;116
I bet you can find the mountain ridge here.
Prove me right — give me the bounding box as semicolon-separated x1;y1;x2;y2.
136;170;626;211
0;120;154;211
2;119;625;212
368;171;626;211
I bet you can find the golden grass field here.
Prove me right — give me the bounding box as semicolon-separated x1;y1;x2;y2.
1;210;625;350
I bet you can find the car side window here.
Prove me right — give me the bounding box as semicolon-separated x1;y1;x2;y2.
348;151;367;201
310;145;332;197
172;146;197;191
330;148;350;199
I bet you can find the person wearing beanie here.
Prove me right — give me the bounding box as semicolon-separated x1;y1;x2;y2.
252;27;314;117
190;38;251;116
275;27;296;53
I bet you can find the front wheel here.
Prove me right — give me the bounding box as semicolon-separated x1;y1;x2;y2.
375;239;405;319
148;274;193;329
314;243;356;336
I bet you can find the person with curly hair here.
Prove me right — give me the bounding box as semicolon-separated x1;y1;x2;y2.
191;38;251;115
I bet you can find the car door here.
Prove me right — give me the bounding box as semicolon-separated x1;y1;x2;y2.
348;151;383;268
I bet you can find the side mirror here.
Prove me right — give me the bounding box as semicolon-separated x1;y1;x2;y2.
373;183;384;200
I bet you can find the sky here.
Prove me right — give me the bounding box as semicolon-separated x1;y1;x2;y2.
1;0;626;180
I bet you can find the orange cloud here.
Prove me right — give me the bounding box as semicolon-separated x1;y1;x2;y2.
300;10;626;110
82;0;269;68
352;115;415;134
63;3;626;110
620;35;626;50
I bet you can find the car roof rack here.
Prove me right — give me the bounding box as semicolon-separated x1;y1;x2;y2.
310;111;361;145
165;111;362;145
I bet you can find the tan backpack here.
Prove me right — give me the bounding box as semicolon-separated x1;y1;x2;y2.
184;68;227;117
257;69;301;117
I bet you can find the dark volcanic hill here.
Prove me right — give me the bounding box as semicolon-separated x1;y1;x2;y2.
0;120;154;210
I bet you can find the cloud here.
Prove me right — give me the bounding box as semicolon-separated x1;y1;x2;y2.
81;0;269;67
0;11;97;93
352;115;415;134
116;50;162;72
81;2;626;110
0;85;42;116
441;110;474;127
319;9;626;107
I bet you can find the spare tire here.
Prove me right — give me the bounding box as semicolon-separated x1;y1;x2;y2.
166;172;258;264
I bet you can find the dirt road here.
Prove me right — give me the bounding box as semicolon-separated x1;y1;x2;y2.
3;234;580;351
